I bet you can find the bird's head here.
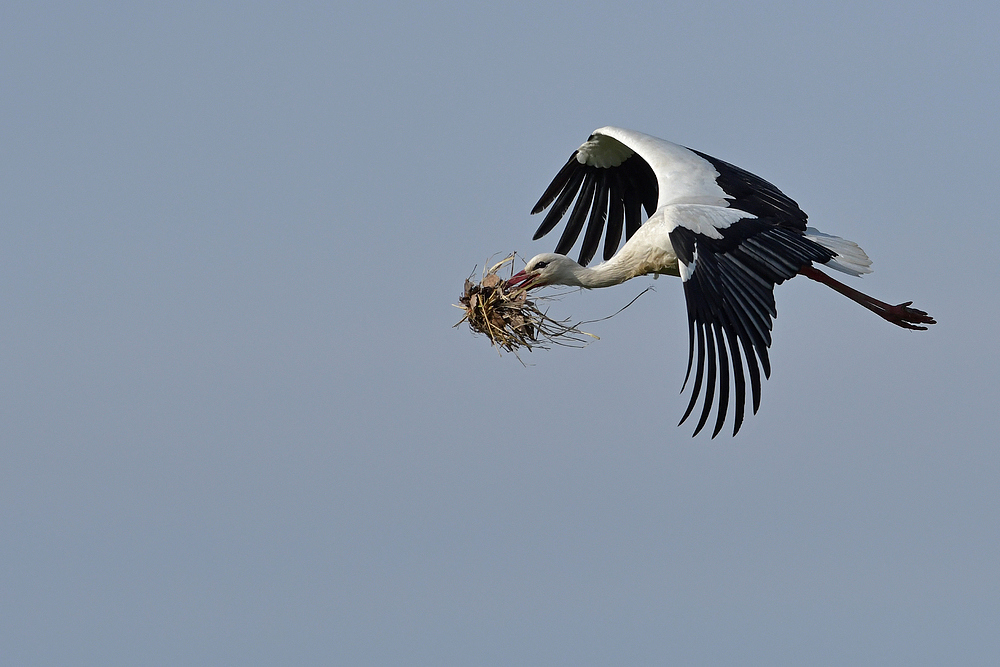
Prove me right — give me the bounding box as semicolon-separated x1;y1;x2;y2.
505;253;583;289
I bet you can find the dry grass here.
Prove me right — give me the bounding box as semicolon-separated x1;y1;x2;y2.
454;255;597;357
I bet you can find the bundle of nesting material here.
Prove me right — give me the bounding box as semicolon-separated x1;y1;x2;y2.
455;255;596;355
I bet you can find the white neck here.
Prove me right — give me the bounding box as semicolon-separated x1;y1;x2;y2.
563;256;636;288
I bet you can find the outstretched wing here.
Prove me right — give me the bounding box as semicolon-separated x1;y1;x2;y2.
530;126;811;266
530;133;657;266
667;208;834;438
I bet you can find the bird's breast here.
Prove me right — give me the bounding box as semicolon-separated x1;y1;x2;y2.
618;217;680;278
614;239;679;279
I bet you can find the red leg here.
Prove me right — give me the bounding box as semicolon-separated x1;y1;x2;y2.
798;265;936;330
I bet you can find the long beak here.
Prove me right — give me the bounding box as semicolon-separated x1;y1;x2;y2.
505;269;537;290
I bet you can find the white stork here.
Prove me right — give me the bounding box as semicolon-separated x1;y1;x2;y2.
507;127;935;437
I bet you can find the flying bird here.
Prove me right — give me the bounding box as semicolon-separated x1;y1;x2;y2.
507;126;935;437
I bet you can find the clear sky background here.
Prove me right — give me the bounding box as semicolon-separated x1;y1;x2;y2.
3;1;998;664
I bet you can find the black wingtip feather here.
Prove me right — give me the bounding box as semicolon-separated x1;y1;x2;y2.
711;323;730;439
604;176;624;261
578;171;609;267
530;153;580;215
680;303;696;393
554;175;597;257
679;323;705;427
532;168;585;240
726;324;746;437
693;325;717;437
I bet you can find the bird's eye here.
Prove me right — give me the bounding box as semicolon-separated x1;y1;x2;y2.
534;261;548;270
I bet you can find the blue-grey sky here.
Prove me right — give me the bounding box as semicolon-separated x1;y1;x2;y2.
2;1;998;664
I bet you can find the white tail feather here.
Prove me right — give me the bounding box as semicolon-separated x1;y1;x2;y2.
805;227;873;277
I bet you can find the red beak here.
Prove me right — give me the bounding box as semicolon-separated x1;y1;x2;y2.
505;269;537;290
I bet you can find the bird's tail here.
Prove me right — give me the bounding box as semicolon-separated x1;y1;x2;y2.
804;227;873;277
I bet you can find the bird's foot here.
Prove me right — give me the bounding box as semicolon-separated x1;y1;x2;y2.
878;301;936;330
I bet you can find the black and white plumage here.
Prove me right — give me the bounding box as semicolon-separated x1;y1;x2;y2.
506;127;935;437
